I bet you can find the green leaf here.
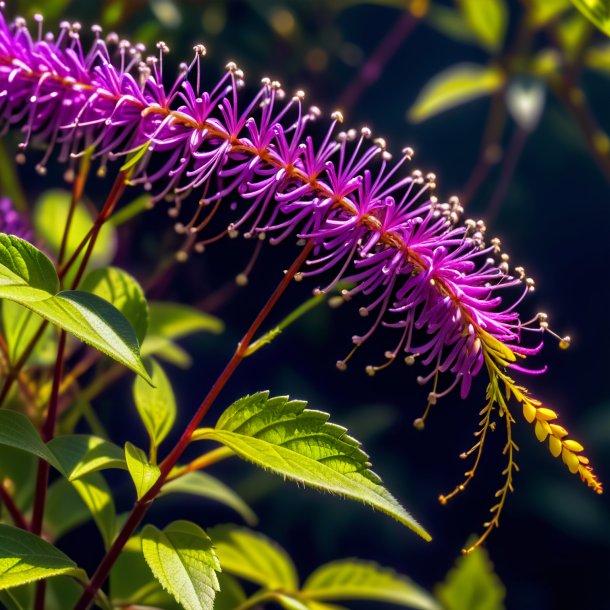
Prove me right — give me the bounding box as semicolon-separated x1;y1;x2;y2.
571;0;610;37
213;573;246;610
302;560;440;609
457;0;508;52
48;435;126;481
425;5;480;46
71;473;117;550
81;267;149;344
147;302;224;340
133;358;176;454
162;472;257;525
195;393;429;540
0;589;25;610
141;520;220;610
557;11;592;58
0;410;61;471
585;42;610;72
125;442;160;500
111;535;181;609
435;545;505;610
408;64;504;123
0;233;58;298
46;479;95;541
142;335;193;368
0;524;83;589
33;189;116;272
528;0;571;26
208;524;298;590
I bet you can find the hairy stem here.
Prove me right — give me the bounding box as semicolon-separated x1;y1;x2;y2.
72;241;314;610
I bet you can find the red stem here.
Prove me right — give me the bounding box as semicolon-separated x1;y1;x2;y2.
0;482;28;530
72;241;314;610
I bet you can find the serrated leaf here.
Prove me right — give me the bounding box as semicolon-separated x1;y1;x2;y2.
408;64;504;123
71;473;117;549
435;544;505;610
208;524;298;590
302;560;440;610
133;358;176;453
161;472;257;525
81;267;149;344
571;0;610;37
125;442;160;500
0;524;84;589
457;0;508;52
195;393;429;540
141;520;220;610
148;302;224;340
48;435;126;481
0;410;61;471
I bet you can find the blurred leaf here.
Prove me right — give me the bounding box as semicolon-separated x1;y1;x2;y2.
142;335;193;368
141;521;220;610
457;0;508;52
71;473;116;550
585;41;610;72
557;11;592;58
111;536;180;609
162;471;257;525
209;524;298;590
109;194;152;227
435;544;505;610
33;189;116;273
147;302;224;339
528;0;571;26
408;64;504;123
213;573;246;610
302;560;440;609
0;524;84;589
0;446;36;510
133;358;176;456
125;442;160;500
570;0;610;37
48;435;126;481
46;479;95;541
530;48;562;76
0;410;61;471
425;5;479;45
506;80;546;132
81;267;149;344
150;0;182;27
0;589;24;610
195;393;430;540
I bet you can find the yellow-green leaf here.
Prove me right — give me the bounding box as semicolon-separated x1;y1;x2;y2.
457;0;508;52
125;442;160;500
571;0;610;37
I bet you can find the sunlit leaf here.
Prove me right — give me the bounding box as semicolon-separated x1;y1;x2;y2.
0;524;84;589
425;5;479;45
141;520;220;610
162;471;257;525
147;302;224;340
585;42;610;72
435;544;505;610
457;0;508;51
195;393;429;540
125;442;160;500
408;64;504;123
571;0;610;37
81;267;149;344
528;0;571;26
209;524;298;590
303;560;440;609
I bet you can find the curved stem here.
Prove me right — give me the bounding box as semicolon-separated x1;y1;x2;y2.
72;241;314;610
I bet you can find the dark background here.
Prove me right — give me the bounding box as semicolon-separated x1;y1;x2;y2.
5;0;610;608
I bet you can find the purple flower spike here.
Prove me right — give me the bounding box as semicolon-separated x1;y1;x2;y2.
0;197;31;241
0;8;601;549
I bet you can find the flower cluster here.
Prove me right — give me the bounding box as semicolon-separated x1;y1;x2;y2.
0;196;30;240
0;8;601;548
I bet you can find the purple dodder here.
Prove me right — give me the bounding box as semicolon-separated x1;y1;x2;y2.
0;7;602;602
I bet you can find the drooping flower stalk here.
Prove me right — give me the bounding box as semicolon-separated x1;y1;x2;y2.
0;8;601;551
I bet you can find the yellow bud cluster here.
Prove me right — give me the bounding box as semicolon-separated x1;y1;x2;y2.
522;401;602;494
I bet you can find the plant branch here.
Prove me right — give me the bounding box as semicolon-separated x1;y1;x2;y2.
0;481;28;530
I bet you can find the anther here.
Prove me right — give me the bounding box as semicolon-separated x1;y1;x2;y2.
193;44;206;56
365;365;375;376
402;146;414;159
331;110;344;123
235;273;248;286
374;137;387;149
336;360;347;372
404;355;416;366
359;307;369;317
559;336;571;350
413;418;425;430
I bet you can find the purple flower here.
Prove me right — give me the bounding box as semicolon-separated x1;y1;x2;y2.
0;197;31;240
0;8;601;519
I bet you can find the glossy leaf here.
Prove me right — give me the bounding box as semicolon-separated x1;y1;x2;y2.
162;471;257;525
125;442;160;500
457;0;508;52
141;520;220;610
81;267;149;344
208;524;298;590
303;560;440;609
72;473;117;549
0;524;83;589
195;393;429;540
435;545;505;610
0;410;61;470
408;64;504;123
133;358;176;453
48;435;126;481
571;0;610;37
